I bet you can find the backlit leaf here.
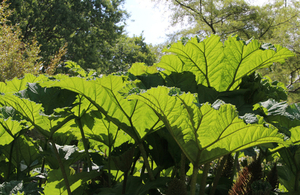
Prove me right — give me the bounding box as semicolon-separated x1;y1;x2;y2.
41;75;161;141
130;86;287;164
0;74;48;94
158;35;294;92
0;117;23;146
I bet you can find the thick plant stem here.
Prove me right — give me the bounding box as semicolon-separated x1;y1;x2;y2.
199;162;210;195
122;171;129;194
6;139;15;180
138;142;155;181
180;152;186;182
190;162;199;195
39;141;48;188
130;150;140;175
295;170;300;192
209;156;227;195
39;158;46;188
76;118;92;172
230;152;239;185
171;166;177;179
108;146;112;187
51;140;72;195
16;142;21;180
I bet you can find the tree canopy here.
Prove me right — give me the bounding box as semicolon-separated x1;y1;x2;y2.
107;34;157;73
153;0;299;41
5;0;128;71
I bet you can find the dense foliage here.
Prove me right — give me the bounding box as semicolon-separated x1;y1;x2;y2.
0;35;299;195
107;34;157;73
0;1;40;82
4;0;158;73
4;0;127;70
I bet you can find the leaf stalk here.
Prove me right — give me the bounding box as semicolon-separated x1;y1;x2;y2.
138;142;155;181
199;162;210;195
209;156;227;195
50;140;72;195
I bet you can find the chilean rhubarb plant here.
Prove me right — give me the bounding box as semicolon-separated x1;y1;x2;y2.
0;35;298;195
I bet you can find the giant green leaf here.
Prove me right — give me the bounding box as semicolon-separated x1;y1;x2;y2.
16;82;77;115
126;63;166;91
130;86;287;165
158;35;294;92
291;127;300;145
0;182;41;195
99;176;170;195
0;94;49;135
44;168;99;195
0;117;23;146
0;94;75;138
80;111;119;148
277;164;300;193
0;74;48;94
1;136;40;171
128;63;159;76
41;75;162;141
254;99;300;136
43;144;85;169
71;95;96;118
0;180;23;195
277;138;300;193
255;100;300;179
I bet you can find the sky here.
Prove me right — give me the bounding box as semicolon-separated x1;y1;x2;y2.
123;0;269;45
123;0;175;45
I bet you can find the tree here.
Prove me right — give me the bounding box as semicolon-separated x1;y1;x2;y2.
251;0;300;102
0;0;41;82
107;34;157;73
5;0;128;71
259;1;300;102
152;0;298;41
